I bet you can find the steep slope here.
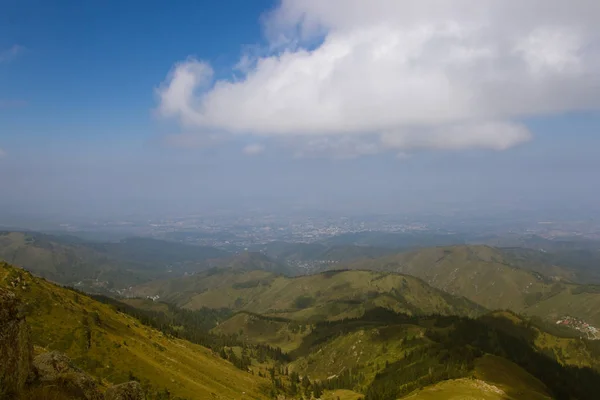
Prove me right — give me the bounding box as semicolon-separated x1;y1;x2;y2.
348;245;600;327
132;269;486;322
0;261;269;400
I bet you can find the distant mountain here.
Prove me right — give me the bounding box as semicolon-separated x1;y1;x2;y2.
0;231;228;292
131;268;486;321
253;241;397;275
500;246;600;284
319;231;468;248
471;234;600;284
347;245;600;327
204;251;292;275
88;236;227;265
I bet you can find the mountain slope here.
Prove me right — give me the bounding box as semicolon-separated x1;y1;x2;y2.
132;269;486;322
399;355;553;400
283;309;599;400
0;261;269;400
348;245;600;327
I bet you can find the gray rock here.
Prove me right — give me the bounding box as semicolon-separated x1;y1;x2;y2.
33;351;103;400
0;288;32;396
104;381;145;400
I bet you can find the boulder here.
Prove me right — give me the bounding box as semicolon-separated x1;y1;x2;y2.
33;351;102;400
0;288;32;396
104;381;145;400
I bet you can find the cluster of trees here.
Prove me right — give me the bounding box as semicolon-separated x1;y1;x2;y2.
219;347;252;371
264;366;364;399
364;344;479;400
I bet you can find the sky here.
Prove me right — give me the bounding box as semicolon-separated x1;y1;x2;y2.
1;0;600;220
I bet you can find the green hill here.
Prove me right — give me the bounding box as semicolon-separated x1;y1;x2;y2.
0;261;269;400
131;268;486;322
347;245;600;327
0;231;227;292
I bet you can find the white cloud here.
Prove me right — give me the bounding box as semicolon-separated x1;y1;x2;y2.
157;0;600;156
0;45;24;63
242;143;266;155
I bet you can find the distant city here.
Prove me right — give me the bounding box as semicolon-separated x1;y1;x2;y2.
6;208;597;248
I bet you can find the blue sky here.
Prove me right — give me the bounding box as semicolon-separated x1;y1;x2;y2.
1;0;600;220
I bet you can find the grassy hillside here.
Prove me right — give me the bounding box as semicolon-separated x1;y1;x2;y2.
212;312;311;352
500;246;600;284
0;261;269;400
132;269;486;322
347;245;557;310
348;245;600;327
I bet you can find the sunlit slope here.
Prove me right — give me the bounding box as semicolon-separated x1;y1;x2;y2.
348;245;600;326
212;311;311;352
134;269;485;321
401;356;552;400
0;261;269;400
348;245;557;309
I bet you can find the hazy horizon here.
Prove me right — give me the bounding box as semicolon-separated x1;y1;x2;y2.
2;1;600;221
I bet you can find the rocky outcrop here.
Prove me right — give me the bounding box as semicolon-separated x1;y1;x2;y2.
0;288;32;397
32;351;103;400
104;381;145;400
1;285;144;400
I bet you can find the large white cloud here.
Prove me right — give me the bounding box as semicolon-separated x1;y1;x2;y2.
157;0;600;157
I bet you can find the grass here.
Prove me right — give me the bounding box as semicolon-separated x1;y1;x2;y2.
321;389;364;400
1;262;269;400
474;355;551;400
211;312;311;352
399;355;552;400
291;323;427;386
135;269;485;322
348;245;600;328
399;378;509;400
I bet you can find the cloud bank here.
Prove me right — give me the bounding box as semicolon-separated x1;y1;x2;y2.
157;0;600;157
